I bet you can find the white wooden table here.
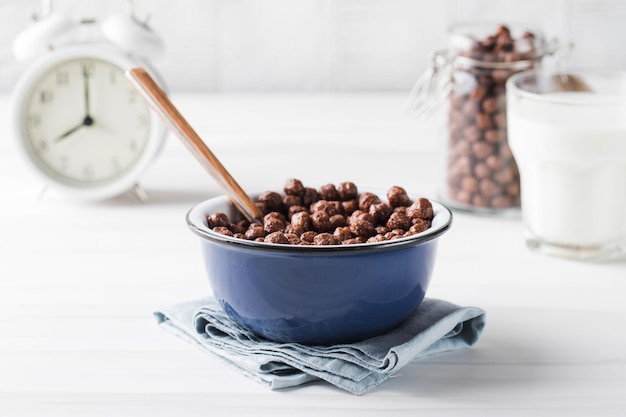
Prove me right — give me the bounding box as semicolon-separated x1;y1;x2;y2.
1;94;625;416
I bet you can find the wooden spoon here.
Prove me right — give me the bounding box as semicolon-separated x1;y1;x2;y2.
126;67;263;223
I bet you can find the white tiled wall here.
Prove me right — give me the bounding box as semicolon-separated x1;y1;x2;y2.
1;0;625;93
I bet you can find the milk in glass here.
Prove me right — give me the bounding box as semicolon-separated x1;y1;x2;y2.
508;91;626;259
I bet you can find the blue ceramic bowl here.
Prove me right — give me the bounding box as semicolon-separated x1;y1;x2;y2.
187;191;452;345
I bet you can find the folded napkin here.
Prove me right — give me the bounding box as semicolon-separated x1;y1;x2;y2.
154;298;485;395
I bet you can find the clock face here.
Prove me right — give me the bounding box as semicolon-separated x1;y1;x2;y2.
21;57;152;187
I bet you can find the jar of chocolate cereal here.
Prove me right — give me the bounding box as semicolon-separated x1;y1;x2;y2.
407;22;563;215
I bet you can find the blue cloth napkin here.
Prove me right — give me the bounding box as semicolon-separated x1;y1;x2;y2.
154;298;485;395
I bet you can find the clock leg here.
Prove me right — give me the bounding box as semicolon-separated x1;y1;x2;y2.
130;183;149;203
37;186;48;201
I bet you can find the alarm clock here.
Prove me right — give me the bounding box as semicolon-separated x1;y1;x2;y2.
10;1;167;201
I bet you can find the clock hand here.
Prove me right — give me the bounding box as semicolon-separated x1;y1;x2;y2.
55;65;95;144
54;115;94;143
82;63;92;120
54;64;96;144
54;122;85;142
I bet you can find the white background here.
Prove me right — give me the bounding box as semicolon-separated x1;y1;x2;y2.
1;0;626;93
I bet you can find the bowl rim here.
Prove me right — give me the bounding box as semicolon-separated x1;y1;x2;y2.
186;190;453;254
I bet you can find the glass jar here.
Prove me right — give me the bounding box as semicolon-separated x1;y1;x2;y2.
408;22;560;215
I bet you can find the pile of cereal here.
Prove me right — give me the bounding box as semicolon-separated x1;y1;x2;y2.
447;24;536;209
206;179;434;245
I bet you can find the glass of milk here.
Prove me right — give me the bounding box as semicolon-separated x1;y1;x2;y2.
506;69;626;261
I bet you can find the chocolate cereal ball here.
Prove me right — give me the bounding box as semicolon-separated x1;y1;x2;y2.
311;211;333;233
206;212;229;228
302;187;319;206
291;211;312;231
349;217;375;238
245;223;266;240
264;231;289;244
387;186;411;207
300;231;317;243
258;191;283;211
333;226;353;241
369;202;393;224
386;211;411;231
407;198;434;221
284;178;304;196
264;217;286;234
282;194;302;208
318;183;339;201
337;181;358;200
213;226;233;236
313;233;341;246
358;192;381;211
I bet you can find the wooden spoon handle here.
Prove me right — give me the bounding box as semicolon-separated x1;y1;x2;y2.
126;67;262;223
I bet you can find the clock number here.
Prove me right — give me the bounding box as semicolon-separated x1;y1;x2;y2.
39;90;54;104
56;70;69;86
111;157;122;173
26;113;41;128
82;164;95;181
138;114;149;128
127;89;137;104
82;62;95;78
109;70;118;84
129;139;138;153
58;155;68;172
35;139;48;154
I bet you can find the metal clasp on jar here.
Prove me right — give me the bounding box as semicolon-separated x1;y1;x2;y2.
405;50;454;120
